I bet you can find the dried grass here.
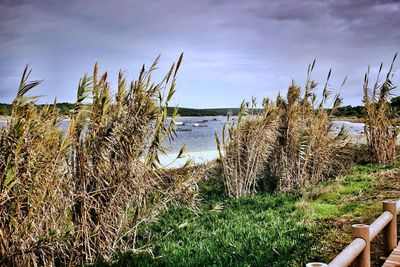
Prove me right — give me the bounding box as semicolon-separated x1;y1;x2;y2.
217;61;354;194
363;53;398;165
0;55;200;266
0;68;71;266
216;98;280;197
273;63;353;190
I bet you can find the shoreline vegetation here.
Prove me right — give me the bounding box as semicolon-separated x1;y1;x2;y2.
96;163;399;267
1;54;399;267
1;100;400;118
0;114;367;123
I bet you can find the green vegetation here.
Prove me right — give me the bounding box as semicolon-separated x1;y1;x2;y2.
1;97;399;118
134;195;315;266
301;163;400;266
95;178;319;266
332;105;364;117
174;107;242;116
0;103;12;115
0;102;74;116
303;164;396;220
0;103;242;117
1;55;398;266
92;162;400;266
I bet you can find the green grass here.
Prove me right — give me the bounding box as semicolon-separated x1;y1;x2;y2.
303;164;397;220
94;163;399;266
100;195;319;266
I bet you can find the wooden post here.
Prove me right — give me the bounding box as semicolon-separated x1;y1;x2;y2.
352;224;370;267
383;200;397;256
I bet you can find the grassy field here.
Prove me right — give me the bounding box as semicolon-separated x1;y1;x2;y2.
93;163;400;267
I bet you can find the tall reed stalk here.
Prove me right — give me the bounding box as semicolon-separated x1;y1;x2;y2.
0;67;71;266
68;55;199;264
216;98;280;197
273;63;352;190
217;62;353;194
363;53;398;165
0;55;200;266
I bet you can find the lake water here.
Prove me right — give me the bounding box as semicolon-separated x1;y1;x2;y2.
51;116;226;153
0;117;366;167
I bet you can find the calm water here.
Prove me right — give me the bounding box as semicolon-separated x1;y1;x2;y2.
0;117;365;153
0;117;367;167
54;116;227;153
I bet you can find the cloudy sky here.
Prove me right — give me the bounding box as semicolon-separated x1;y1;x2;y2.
0;0;399;107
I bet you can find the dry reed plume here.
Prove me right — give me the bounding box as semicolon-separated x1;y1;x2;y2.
363;53;398;165
0;67;71;266
216;98;280;197
273;62;352;190
217;61;353;194
0;55;200;266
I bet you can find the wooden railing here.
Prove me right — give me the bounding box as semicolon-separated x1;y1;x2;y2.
306;200;399;267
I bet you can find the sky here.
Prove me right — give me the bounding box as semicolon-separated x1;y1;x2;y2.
0;0;399;108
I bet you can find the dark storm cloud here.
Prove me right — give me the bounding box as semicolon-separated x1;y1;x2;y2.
0;0;398;107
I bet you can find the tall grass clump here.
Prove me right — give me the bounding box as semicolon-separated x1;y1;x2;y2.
217;62;353;195
68;55;199;264
271;63;352;191
0;55;200;266
216;98;280;197
0;67;71;266
363;53;398;165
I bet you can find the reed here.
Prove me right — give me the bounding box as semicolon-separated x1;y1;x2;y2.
217;62;353;194
68;54;199;264
272;63;352;191
363;53;398;165
0;55;200;266
0;66;71;266
216;98;280;197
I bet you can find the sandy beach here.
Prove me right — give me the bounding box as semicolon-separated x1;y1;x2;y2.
158;150;219;168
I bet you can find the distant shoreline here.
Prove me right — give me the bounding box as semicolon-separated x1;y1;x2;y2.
1;115;364;123
0;115;10;122
331;116;363;123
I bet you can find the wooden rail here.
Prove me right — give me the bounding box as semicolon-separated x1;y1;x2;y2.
306;200;399;267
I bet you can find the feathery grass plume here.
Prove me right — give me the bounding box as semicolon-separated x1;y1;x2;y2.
68;54;200;265
217;62;352;194
270;62;352;191
363;53;398;165
216;98;280;198
0;55;200;266
0;65;71;266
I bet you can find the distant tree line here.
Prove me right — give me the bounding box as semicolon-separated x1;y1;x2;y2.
176;107;241;116
0;103;242;116
331;96;400;117
331;105;365;117
0;102;75;116
1;97;400;117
